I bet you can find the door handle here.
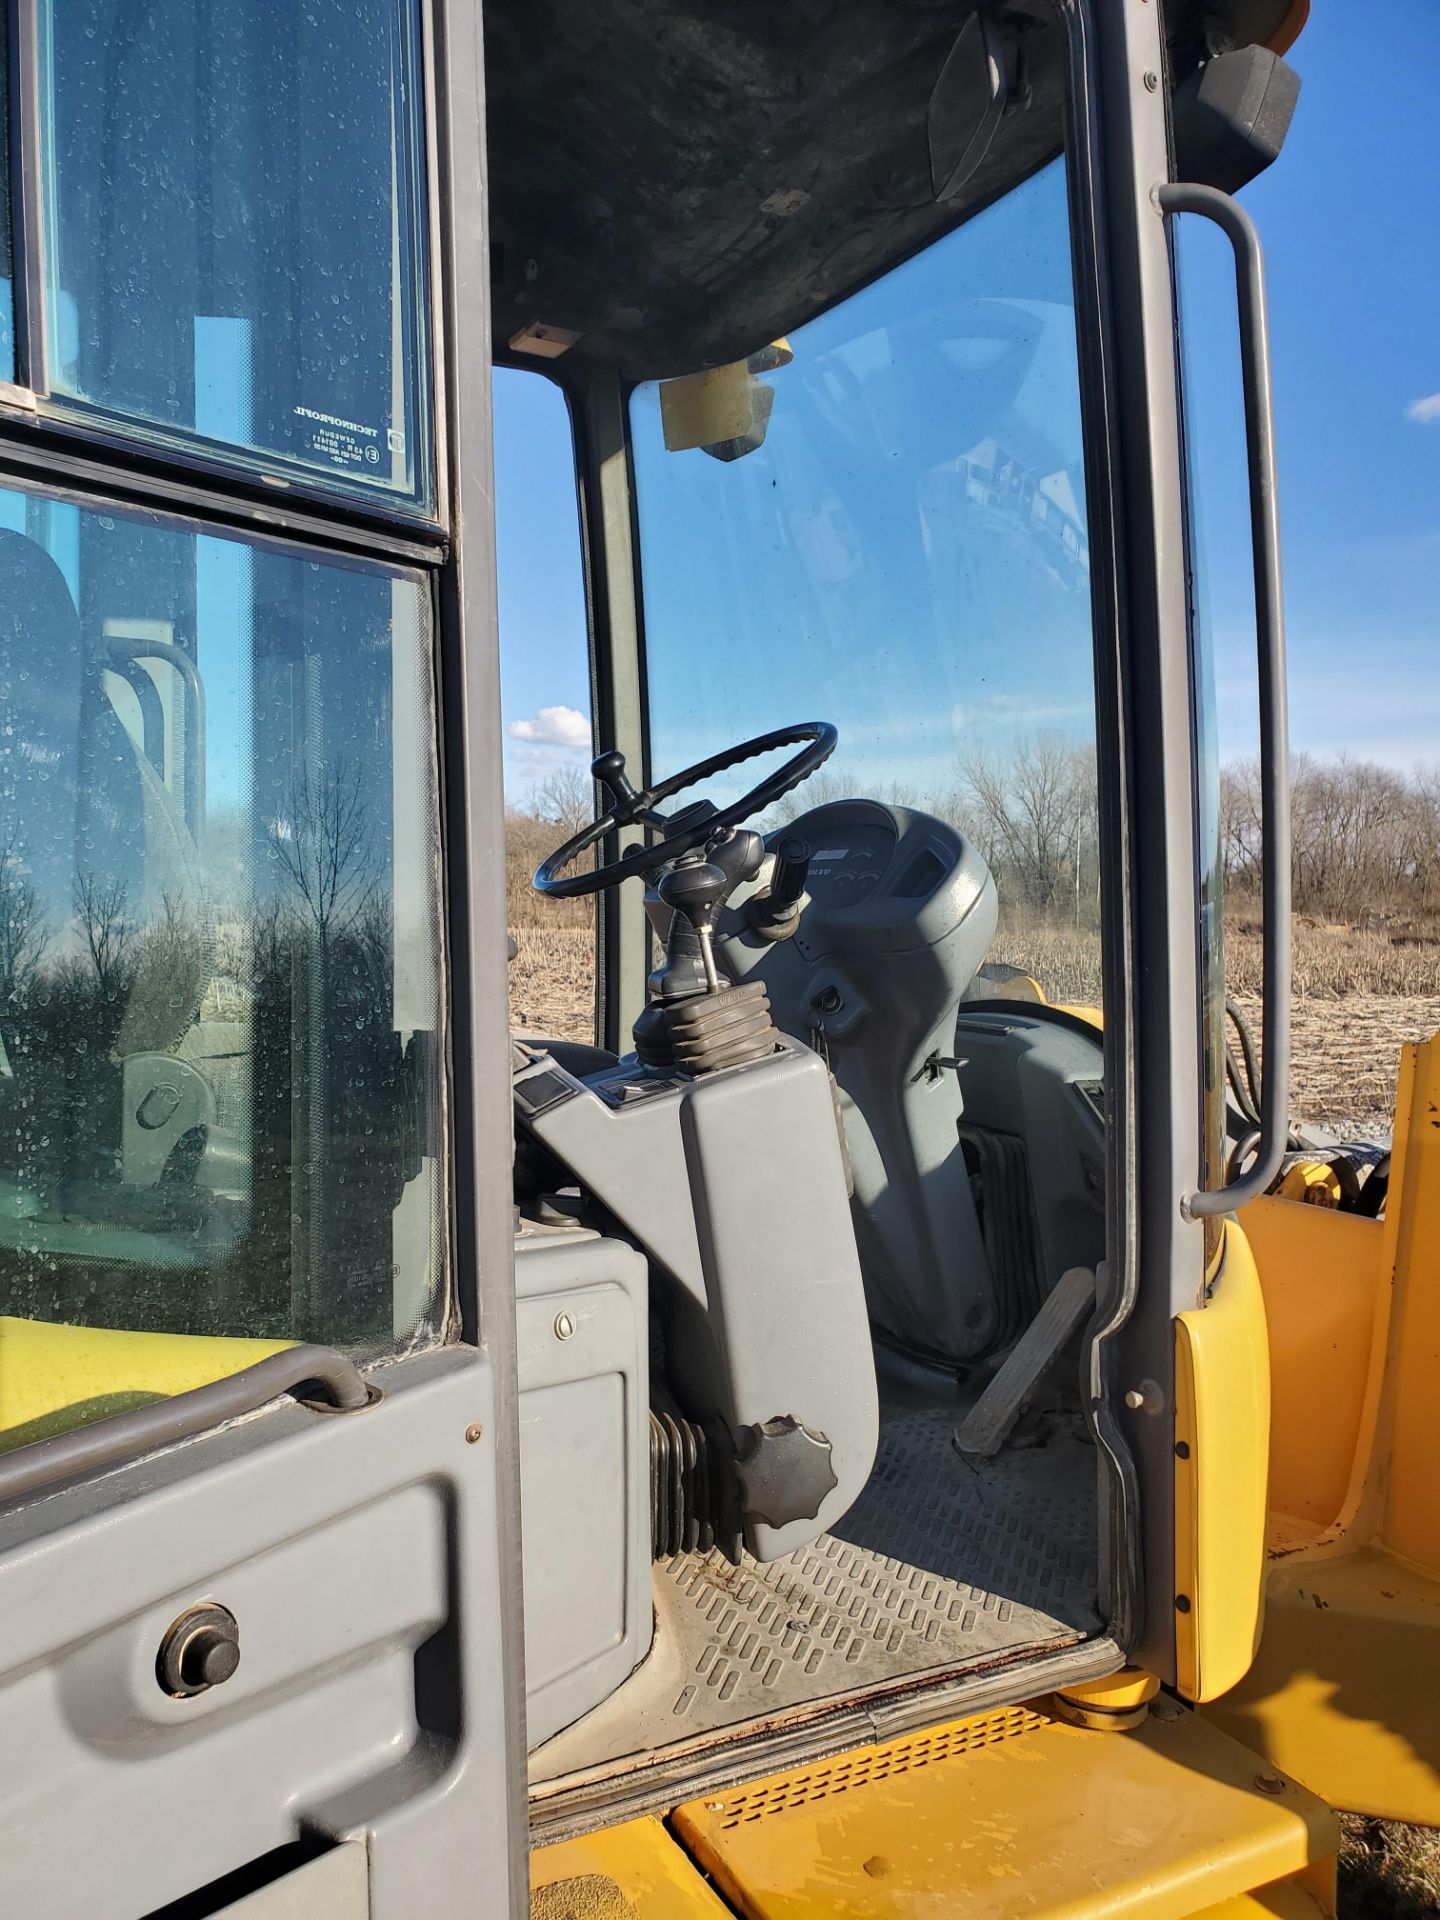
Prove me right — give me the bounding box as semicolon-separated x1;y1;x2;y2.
1159;182;1291;1218
0;1345;373;1505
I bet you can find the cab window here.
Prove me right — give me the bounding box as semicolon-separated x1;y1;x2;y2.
494;367;596;1044
0;484;445;1449
38;0;431;505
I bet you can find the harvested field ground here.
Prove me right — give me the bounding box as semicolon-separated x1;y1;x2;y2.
508;923;1440;1139
508;926;597;1043
1233;992;1440;1142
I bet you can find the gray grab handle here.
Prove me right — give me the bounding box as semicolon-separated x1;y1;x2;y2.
1159;182;1291;1218
0;1344;373;1505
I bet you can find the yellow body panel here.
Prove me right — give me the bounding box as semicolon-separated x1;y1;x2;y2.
1235;1196;1381;1533
1379;1043;1440;1574
530;1816;731;1917
1207;1548;1440;1828
1174;1222;1271;1703
671;1700;1337;1920
0;1316;293;1452
1208;1036;1440;1823
1190;1883;1332;1920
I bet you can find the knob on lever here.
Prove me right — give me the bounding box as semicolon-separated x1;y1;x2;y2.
658;859;730;991
591;748;644;821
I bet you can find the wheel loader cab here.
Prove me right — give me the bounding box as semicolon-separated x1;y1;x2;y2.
0;0;1320;1910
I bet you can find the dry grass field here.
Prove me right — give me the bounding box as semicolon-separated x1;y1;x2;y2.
510;919;1440;1141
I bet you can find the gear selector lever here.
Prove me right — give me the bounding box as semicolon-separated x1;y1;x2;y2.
658;857;730;992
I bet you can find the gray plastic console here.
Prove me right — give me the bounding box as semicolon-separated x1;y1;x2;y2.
514;1037;878;1562
514;1227;652;1748
714;800;1002;1360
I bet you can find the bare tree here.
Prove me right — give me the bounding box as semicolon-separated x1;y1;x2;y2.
268;759;376;950
74;871;135;999
961;736;1097;915
0;824;48;1007
533;763;594;840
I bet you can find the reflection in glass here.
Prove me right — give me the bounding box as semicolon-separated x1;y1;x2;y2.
632;160;1101;999
0;487;445;1357
39;0;429;503
0;17;14;382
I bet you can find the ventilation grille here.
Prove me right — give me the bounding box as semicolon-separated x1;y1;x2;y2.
713;1706;1049;1828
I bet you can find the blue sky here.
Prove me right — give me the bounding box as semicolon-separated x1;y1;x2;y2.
495;1;1440;801
1183;0;1440;766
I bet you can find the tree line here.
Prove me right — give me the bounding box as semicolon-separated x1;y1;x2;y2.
505;745;1440;932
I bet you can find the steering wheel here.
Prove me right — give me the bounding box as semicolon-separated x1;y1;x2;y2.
533;722;838;899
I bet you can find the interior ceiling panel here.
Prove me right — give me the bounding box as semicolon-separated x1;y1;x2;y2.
483;0;1066;381
482;0;1267;382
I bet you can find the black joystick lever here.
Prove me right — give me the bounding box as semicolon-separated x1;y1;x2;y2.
747;835;811;943
658;858;730;992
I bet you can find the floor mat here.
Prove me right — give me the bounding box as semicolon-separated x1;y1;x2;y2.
530;1368;1100;1784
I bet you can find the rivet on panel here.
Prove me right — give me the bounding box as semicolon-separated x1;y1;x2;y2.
554;1311;576;1340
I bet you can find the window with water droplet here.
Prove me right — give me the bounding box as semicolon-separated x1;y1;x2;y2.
0;486;447;1431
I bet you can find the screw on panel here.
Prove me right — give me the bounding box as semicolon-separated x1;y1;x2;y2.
1143;70;1159;91
465;1423;484;1444
554;1311;576;1341
1255;1772;1286;1795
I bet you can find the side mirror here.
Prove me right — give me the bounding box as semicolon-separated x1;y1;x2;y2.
1172;47;1301;195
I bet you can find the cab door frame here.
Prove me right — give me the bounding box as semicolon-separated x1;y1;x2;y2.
1070;0;1221;1683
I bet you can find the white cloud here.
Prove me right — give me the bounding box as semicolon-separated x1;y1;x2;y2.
1405;393;1440;424
507;704;591;750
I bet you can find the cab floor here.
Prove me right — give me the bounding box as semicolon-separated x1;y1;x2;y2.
529;1350;1100;1789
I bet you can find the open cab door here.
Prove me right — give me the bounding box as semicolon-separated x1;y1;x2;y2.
0;1;529;1912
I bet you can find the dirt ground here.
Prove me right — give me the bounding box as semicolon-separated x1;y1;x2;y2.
1340;1817;1440;1918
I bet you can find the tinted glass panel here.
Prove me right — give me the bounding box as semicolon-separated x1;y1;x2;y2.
40;0;430;504
0;487;446;1410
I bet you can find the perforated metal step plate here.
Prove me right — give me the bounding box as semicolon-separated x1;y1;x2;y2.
673;1703;1339;1920
530;1383;1099;1787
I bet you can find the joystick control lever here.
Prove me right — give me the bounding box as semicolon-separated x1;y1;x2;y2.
748;835;811;943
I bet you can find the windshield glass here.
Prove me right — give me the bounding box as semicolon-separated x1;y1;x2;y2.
632;158;1101;1004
